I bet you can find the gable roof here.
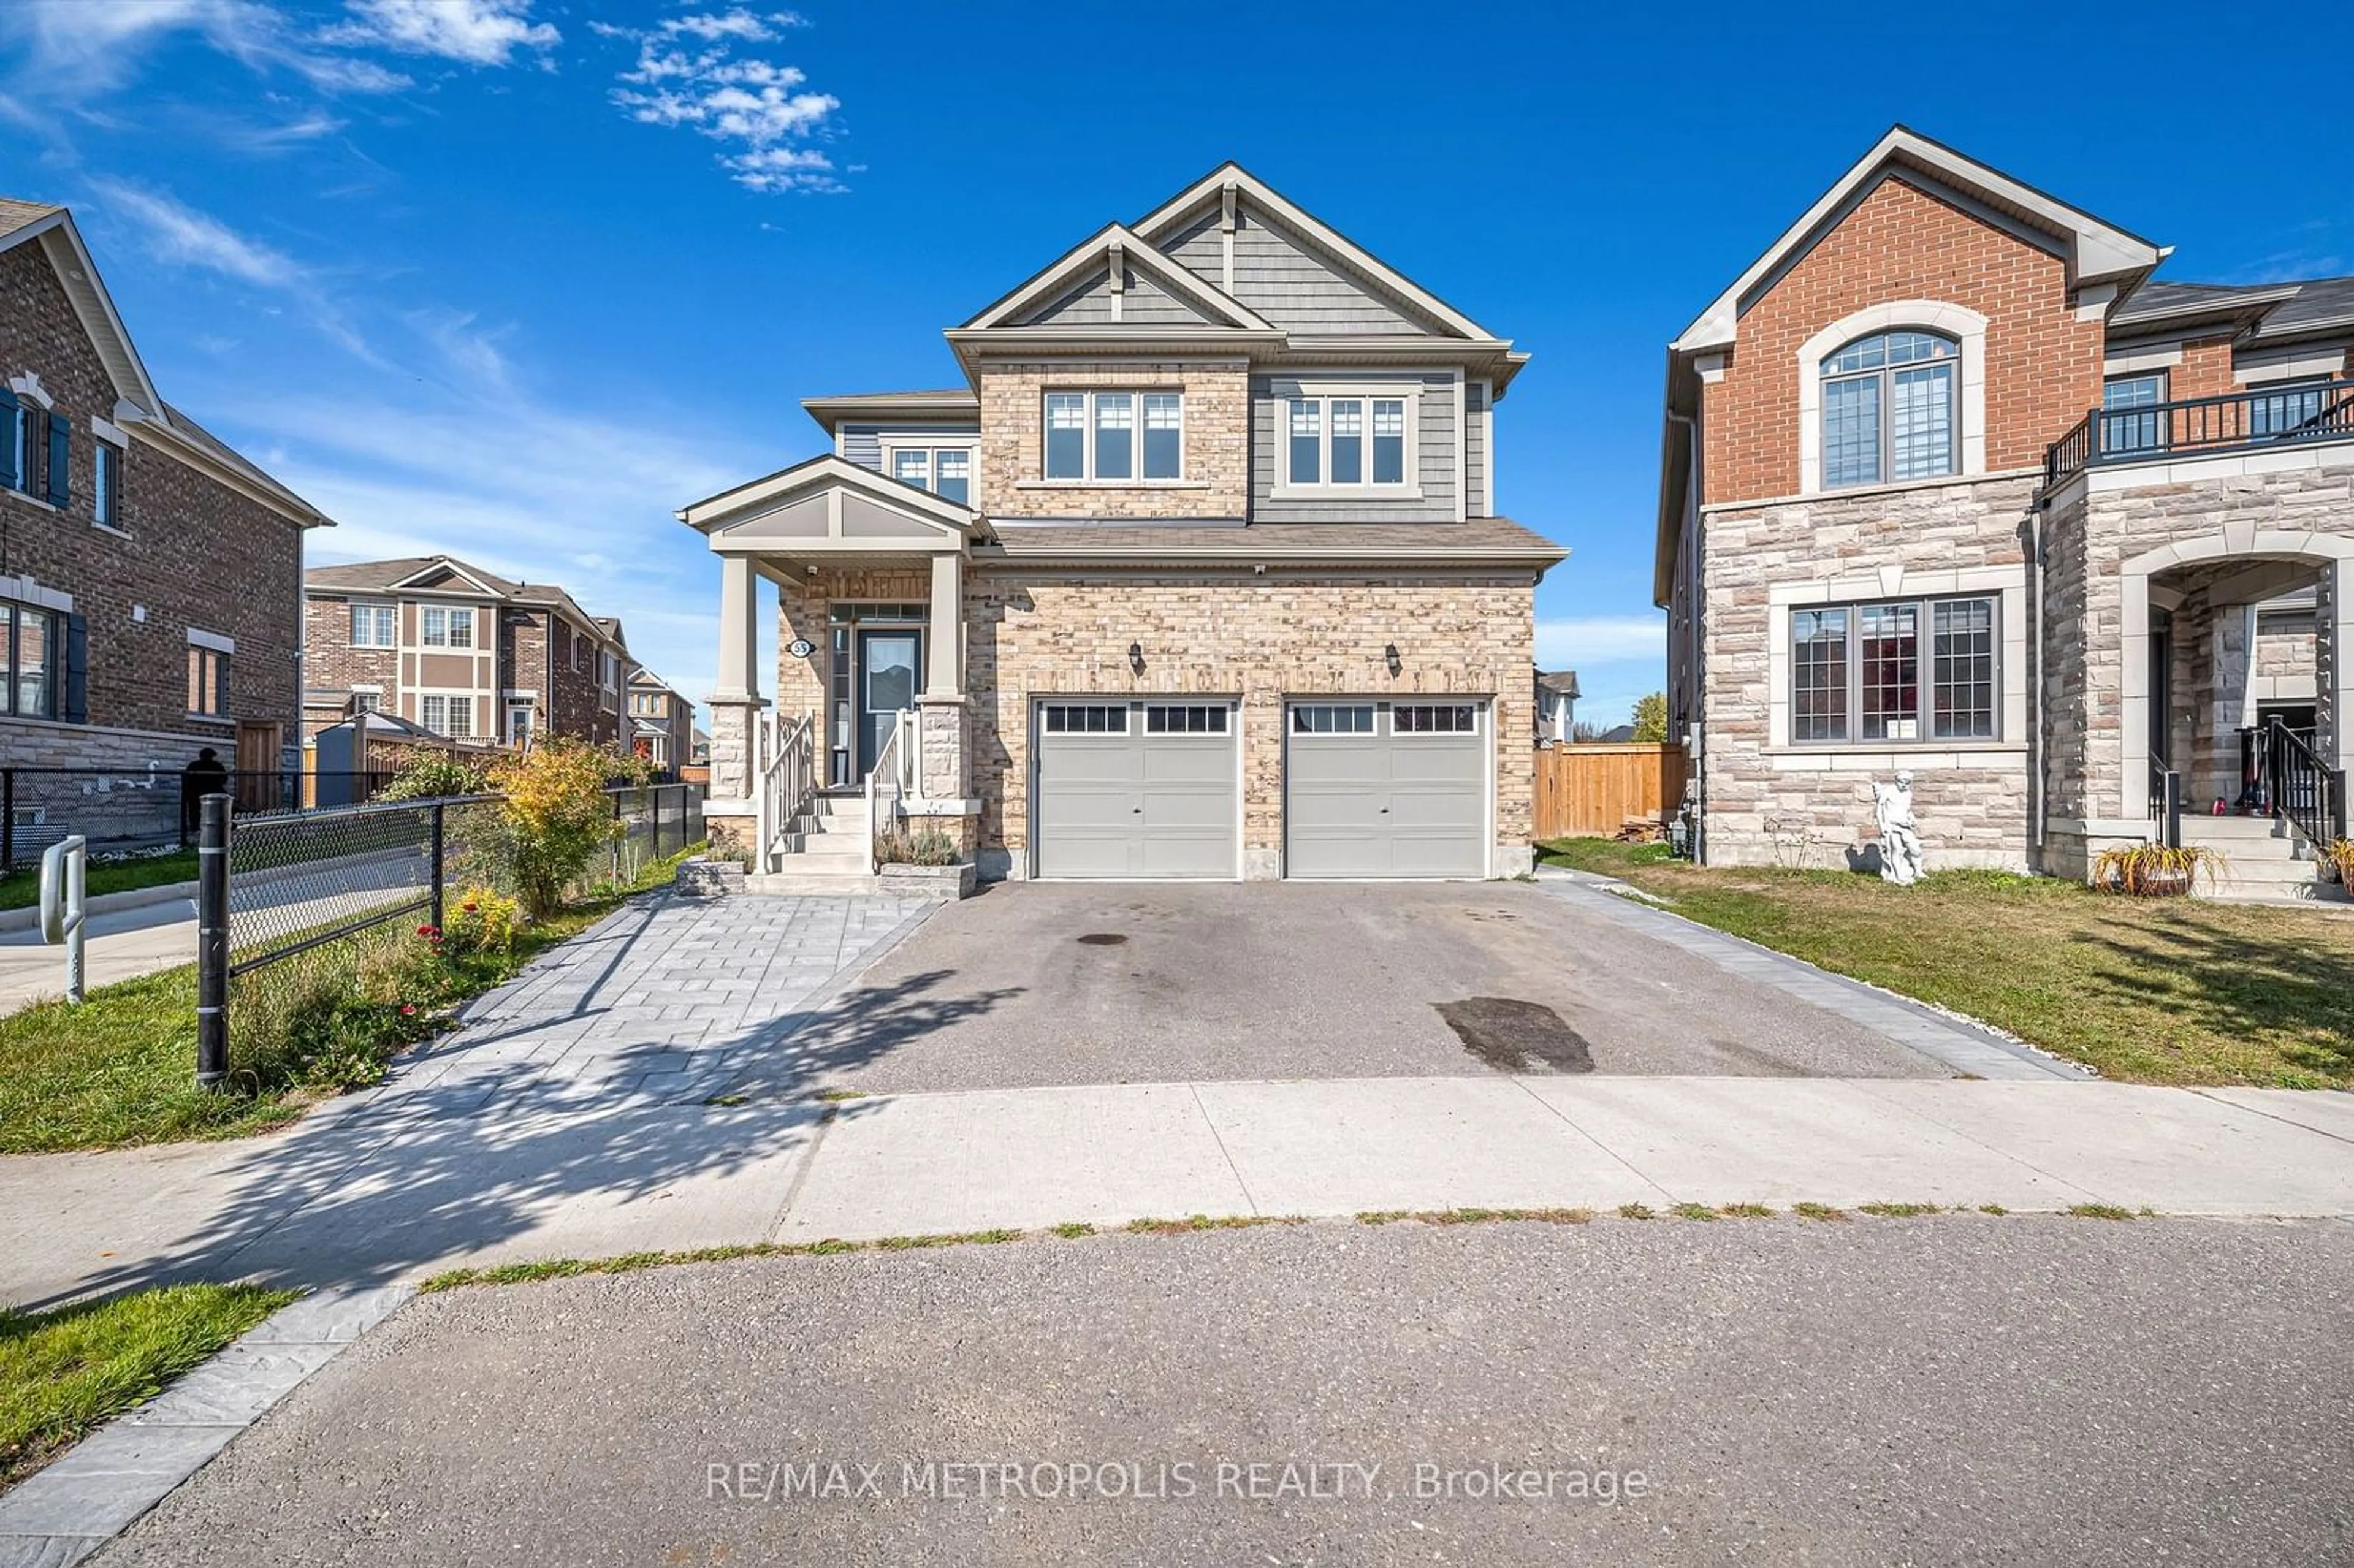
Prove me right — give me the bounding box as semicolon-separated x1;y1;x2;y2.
1131;162;1500;343
799;389;979;436
958;221;1277;334
0;198;329;528
1672;126;2165;354
304;555;627;646
1537;670;1582;697
678;451;981;538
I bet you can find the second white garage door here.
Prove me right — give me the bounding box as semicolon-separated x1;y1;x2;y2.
1284;699;1488;879
1032;699;1240;879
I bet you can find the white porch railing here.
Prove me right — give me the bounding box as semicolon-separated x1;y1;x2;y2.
865;707;918;872
757;709;817;867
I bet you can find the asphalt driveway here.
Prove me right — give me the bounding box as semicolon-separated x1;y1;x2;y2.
758;880;1956;1095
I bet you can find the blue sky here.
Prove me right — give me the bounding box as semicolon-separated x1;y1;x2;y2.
2;1;2348;732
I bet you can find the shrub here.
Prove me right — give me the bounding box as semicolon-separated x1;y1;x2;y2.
378;752;490;802
443;886;525;956
2091;842;2219;897
486;737;630;918
2328;839;2354;887
874;826;960;867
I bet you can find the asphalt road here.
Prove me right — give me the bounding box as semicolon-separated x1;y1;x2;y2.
102;1216;2354;1566
773;880;1951;1093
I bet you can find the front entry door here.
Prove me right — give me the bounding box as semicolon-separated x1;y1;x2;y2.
856;630;920;777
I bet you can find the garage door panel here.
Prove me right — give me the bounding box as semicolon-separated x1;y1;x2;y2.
1035;703;1238;880
1283;701;1487;880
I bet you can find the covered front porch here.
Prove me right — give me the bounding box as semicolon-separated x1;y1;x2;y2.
678;455;981;875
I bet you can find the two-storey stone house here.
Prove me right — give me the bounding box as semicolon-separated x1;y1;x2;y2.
0;198;330;780
302;556;630;750
1657;127;2352;896
684;164;1565;885
625;668;695;772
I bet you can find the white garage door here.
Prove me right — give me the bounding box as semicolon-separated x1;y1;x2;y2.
1284;700;1488;879
1033;700;1240;879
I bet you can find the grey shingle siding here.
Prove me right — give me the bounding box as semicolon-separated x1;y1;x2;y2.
1465;379;1488;517
1250;371;1458;523
1162;209;1423;335
1023;267;1211;327
839;422;981;471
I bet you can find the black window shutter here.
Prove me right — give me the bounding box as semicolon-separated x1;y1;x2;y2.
62;613;87;723
46;416;68;509
0;388;15;492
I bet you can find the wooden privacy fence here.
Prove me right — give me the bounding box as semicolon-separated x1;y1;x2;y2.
1534;743;1688;839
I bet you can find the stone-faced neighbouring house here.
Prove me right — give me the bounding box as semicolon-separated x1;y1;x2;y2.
0;197;329;793
683;164;1564;885
1656;127;2352;894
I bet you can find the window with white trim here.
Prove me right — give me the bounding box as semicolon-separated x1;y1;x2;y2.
421;694;473;737
420;606;473;648
1042;390;1181;481
1392;703;1477;735
888;445;975;505
1290;704;1375;734
1789;595;1997;744
1282;393;1412;490
1820;331;1958;487
351;690;381;715
1042;703;1128;734
2100;372;2167;455
349;603;395;648
1144;704;1228;734
0;602;59;720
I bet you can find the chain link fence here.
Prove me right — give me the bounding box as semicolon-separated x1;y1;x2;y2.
601;783;705;889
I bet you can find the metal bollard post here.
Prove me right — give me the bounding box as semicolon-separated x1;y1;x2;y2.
196;794;230;1088
39;834;86;1003
429;800;446;935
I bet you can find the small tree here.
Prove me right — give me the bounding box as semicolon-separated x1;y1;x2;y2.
486;736;627;918
1631;693;1669;744
378;750;489;802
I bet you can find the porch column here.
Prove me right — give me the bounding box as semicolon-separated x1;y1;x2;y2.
925;550;962;698
913;547;973;826
2322;561;2351;824
2120;568;2152;822
704;554;768;845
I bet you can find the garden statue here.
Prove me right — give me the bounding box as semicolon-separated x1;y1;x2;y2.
1872;770;1925;887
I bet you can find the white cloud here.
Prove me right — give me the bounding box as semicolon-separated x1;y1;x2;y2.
1534;614;1666;669
604;12;845;194
0;0;414;106
91;180;302;286
320;0;558;66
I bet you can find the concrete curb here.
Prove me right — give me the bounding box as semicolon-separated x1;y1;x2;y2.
0;1285;413;1566
0;879;197;935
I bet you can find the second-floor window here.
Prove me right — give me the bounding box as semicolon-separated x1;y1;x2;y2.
350;604;395;648
2101;372;2167;455
94;440;123;527
1;392;67;508
2250;376;2330;437
1043;391;1182;481
421;606;473;648
889;446;974;505
1820;330;1958;488
601;651;619;690
1284;394;1411;490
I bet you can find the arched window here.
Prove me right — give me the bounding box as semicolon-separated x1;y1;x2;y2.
1819;330;1958;488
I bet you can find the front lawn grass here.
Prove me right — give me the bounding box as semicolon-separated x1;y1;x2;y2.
0;844;703;1155
1538;837;2354;1088
1;1283;297;1491
0;849;199;912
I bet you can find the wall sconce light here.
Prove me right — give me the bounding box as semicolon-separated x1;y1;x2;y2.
1128;642;1145;675
1384;642;1401;677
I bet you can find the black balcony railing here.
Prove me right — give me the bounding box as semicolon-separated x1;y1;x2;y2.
2044;378;2354;487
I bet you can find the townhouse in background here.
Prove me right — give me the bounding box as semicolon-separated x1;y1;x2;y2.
1534;669;1579;745
684;163;1563;884
0;199;330;777
1657;127;2352;895
302;556;630;749
626;668;696;772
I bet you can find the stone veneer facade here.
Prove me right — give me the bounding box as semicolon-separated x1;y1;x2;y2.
977;360;1249;519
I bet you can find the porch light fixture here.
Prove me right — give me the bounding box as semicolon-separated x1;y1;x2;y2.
1384;642;1402;676
1128;642;1145;674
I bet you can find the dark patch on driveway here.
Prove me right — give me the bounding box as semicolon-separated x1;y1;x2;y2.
1075;932;1128;946
1438;997;1594;1074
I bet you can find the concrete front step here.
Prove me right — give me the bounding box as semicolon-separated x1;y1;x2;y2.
746;872;894;896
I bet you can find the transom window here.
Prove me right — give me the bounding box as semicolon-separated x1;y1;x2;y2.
1290;704;1375;734
420;606;473;648
1043;391;1182;482
2100;372;2168;455
1042;703;1129;734
1790;595;1997;744
1820;330;1958;488
1393;703;1478;735
1284;394;1411;490
888;446;975;506
349;603;395;648
1145;704;1228;734
421;694;473;737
